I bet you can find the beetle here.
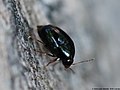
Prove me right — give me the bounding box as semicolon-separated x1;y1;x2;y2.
37;25;75;68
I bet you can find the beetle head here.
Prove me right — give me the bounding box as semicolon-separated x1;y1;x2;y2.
62;59;73;68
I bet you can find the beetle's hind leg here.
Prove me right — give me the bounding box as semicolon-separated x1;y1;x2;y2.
37;39;44;44
33;49;55;57
45;58;58;67
36;39;56;57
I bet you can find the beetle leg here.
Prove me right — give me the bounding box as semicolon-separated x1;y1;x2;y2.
33;49;44;54
37;40;44;44
47;53;55;57
33;49;55;57
46;58;58;67
36;40;55;56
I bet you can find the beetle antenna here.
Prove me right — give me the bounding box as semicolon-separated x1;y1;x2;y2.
72;58;95;66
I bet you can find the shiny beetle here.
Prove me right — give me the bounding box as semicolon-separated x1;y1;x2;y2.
37;25;75;68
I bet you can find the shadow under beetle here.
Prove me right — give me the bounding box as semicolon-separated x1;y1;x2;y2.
37;25;94;69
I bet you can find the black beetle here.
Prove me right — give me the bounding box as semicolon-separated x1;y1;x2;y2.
37;25;75;68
